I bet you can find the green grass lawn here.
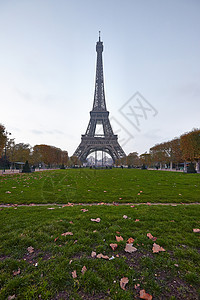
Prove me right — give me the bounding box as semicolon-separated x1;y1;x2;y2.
0;204;200;299
0;169;200;299
0;168;200;204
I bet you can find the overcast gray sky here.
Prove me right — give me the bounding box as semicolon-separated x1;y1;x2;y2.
0;0;199;156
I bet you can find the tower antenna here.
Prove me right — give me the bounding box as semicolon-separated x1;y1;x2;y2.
99;31;101;41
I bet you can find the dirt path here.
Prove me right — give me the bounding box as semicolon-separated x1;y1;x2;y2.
0;202;200;208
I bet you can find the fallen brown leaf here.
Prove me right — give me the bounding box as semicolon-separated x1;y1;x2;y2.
193;228;200;233
91;251;96;258
134;283;140;289
120;277;129;290
152;242;165;253
8;295;16;300
127;237;134;243
81;209;88;212
125;243;137;253
147;233;157;241
139;289;153;300
116;235;123;242
13;268;20;276
91;218;101;222
62;202;74;207
27;246;34;254
97;253;109;260
81;265;87;275
110;243;118;251
72;270;77;278
61;232;73;236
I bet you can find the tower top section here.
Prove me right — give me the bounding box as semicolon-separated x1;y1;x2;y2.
92;32;106;111
96;31;103;52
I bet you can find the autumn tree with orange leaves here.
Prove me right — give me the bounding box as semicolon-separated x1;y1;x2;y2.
150;143;168;168
180;129;200;171
126;152;140;167
140;152;152;167
6;142;31;165
32;144;68;167
0;124;6;156
150;138;183;169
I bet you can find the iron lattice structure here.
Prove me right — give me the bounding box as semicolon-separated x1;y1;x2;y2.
73;33;126;162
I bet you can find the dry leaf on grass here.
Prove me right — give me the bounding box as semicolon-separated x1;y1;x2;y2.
97;253;109;260
91;251;96;258
81;209;88;212
135;219;140;222
125;243;137;253
147;233;157;241
27;246;34;254
81;266;87;275
152;243;165;253
127;237;134;243
120;277;129;290
62;203;74;207
110;243;118;251
134;283;140;289
193;228;200;233
123;215;128;219
13;268;20;276
61;232;73;236
116;235;123;242
139;289;153;299
8;295;16;300
91;218;101;222
72;270;77;278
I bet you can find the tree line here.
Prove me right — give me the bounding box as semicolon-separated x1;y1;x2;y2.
1;123;199;170
0;124;70;169
116;128;200;171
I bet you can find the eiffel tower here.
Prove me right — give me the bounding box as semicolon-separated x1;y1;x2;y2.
73;32;126;163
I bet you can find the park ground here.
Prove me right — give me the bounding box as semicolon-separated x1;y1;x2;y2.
0;169;200;299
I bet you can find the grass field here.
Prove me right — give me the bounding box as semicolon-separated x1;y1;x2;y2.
0;168;200;204
0;205;200;299
0;169;200;299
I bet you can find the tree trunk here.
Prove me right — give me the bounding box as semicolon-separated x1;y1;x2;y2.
170;161;173;170
160;162;162;169
184;161;187;172
196;161;200;173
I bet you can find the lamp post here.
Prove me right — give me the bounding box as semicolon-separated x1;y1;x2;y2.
3;131;11;173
